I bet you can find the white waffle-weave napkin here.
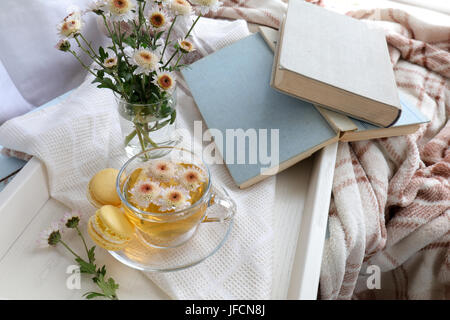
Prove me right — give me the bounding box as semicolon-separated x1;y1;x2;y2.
0;18;275;299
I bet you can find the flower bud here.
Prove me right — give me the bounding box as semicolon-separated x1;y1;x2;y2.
55;39;71;52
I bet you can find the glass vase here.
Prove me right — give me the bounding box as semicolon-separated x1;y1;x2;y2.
116;90;181;158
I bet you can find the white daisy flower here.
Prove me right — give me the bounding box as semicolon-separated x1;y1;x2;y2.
37;222;63;248
147;5;172;30
104;55;118;68
64;5;83;20
191;0;222;15
104;0;136;22
57;11;84;38
60;210;83;229
178;39;195;53
170;0;192;16
157;186;191;211
85;0;107;14
152;70;176;92
177;166;207;190
129;180;161;208
145;159;177;182
125;46;161;75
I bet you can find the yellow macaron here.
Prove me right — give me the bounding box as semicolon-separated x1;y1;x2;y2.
87;205;135;251
88;168;125;208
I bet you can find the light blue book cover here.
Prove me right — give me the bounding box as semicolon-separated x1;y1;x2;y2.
315;91;429;141
181;33;338;188
350;93;428;132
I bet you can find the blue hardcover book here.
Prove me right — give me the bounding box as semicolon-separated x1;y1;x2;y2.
181;33;338;188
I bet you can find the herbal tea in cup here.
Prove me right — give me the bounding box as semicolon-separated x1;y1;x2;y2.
117;147;236;248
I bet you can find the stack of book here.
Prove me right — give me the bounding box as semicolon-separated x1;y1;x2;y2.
182;0;428;188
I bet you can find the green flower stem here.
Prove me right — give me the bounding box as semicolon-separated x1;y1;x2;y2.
114;21;144;102
163;49;180;69
79;33;101;61
101;14;118;54
113;70;129;101
75;226;90;262
161;15;177;59
74;36;103;68
141;75;147;100
83;29;128;99
138;1;146;31
148;120;159;132
124;129;137;146
185;14;202;39
75;31;128;100
59;239;84;262
142;131;159;148
174;52;185;68
58;236;119;300
135;124;148;152
131;20;140;48
115;22;131;67
163;15;201;69
140;2;152;43
68;50;98;78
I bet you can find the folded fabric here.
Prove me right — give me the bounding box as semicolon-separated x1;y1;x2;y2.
319;8;450;300
0;18;276;300
207;0;449;300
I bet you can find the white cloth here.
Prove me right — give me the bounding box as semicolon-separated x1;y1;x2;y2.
0;18;276;300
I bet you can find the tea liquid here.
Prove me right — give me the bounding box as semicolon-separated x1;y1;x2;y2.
122;162;208;245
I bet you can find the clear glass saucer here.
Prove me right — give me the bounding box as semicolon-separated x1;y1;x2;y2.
109;217;234;272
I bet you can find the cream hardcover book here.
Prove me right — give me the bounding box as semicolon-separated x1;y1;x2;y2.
261;26;428;142
271;0;402;128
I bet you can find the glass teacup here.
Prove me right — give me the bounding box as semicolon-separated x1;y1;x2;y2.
116;147;236;248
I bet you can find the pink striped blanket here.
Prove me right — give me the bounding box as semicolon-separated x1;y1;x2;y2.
209;0;449;299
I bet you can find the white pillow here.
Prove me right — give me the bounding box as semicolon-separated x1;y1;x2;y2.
0;0;108;107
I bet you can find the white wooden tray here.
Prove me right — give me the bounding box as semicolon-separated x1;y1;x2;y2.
0;143;337;300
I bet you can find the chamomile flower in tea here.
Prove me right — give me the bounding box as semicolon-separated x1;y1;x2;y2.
129;179;161;208
125;158;208;213
157;186;191;212
145;159;177;182
178;166;207;190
